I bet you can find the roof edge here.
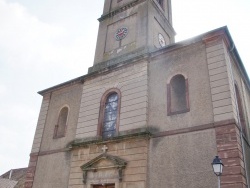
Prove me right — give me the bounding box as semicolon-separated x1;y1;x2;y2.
37;26;250;96
37;75;85;96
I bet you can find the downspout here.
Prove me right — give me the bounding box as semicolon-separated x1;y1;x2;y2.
229;43;250;188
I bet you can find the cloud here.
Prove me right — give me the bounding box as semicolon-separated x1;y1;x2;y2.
0;0;68;174
0;0;68;70
0;84;7;96
0;0;99;174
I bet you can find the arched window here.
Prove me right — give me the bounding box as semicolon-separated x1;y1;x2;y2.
235;84;246;136
98;89;121;139
54;107;69;138
167;74;189;115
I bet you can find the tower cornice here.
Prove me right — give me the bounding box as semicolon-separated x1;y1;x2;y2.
98;0;145;22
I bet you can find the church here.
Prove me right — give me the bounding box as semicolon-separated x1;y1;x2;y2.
25;0;250;187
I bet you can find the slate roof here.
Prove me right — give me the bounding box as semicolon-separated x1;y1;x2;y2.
0;178;17;188
0;168;27;188
0;168;27;181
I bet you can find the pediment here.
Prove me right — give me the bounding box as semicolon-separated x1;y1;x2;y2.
81;153;127;171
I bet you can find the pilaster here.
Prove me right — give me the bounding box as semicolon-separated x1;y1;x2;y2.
215;123;247;188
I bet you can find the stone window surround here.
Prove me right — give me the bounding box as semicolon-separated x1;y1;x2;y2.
81;153;127;185
53;105;69;139
97;88;122;138
167;74;190;115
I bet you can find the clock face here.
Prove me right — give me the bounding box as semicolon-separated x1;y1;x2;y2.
158;33;166;47
115;27;128;41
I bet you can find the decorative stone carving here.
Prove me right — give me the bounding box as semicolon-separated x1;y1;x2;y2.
101;145;108;153
81;153;127;184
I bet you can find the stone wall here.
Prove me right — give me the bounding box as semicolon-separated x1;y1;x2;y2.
68;138;149;188
76;61;148;139
26;83;82;188
148;42;214;132
205;38;235;122
205;35;250;188
215;123;247;188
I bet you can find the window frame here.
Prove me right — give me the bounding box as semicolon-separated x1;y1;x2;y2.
97;88;121;138
167;74;190;116
53;106;69;139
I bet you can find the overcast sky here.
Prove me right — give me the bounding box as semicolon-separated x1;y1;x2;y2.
0;0;249;175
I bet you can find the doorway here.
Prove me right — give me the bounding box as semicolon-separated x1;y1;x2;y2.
93;184;115;188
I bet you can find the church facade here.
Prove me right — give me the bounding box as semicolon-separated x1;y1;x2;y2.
25;0;250;188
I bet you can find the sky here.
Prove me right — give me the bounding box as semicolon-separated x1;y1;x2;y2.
0;0;249;175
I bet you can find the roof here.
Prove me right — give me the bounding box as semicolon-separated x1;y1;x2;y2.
0;178;17;188
0;168;27;182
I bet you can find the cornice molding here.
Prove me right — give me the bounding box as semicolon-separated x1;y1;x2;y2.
98;0;145;22
68;128;151;149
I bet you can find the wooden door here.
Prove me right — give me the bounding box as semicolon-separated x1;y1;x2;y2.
93;184;115;188
106;185;115;188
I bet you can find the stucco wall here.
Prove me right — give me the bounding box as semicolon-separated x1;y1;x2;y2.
39;84;82;152
148;0;175;48
148;42;213;132
32;152;71;188
94;0;174;64
31;84;82;188
94;1;148;64
149;129;217;188
30;93;50;153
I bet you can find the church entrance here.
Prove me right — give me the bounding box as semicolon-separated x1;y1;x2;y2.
93;184;115;188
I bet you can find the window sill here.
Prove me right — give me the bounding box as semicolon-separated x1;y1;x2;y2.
53;135;66;139
167;108;190;116
67;128;152;149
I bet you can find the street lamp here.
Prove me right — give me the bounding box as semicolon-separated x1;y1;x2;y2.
212;156;224;188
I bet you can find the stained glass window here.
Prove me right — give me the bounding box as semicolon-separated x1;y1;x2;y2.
102;93;118;138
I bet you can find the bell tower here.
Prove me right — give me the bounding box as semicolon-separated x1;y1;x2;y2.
92;0;175;67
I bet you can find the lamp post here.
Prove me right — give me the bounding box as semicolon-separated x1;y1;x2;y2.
212;156;224;188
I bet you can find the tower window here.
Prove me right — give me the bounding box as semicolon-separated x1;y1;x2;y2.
167;74;190;115
157;0;164;9
98;89;121;139
54;107;69;138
